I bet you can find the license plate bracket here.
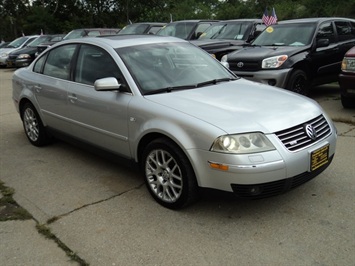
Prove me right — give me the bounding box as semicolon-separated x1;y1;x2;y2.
310;145;329;171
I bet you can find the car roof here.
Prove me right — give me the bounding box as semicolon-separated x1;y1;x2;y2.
219;19;262;23
127;22;166;26
278;17;355;24
58;34;187;49
168;20;219;23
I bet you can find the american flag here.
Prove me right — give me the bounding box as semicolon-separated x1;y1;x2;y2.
262;8;269;26
262;7;278;26
268;8;278;26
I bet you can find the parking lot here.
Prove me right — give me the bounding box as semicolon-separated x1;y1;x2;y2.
1;67;354;265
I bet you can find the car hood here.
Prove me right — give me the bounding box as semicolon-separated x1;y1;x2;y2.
10;47;37;55
227;45;308;61
191;39;245;49
146;79;322;134
0;48;17;55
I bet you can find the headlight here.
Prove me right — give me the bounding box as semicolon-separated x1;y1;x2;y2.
0;52;8;58
262;55;288;69
341;57;355;72
220;55;229;68
17;54;31;59
211;133;275;154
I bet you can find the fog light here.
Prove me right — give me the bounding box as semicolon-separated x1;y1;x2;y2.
249;186;262;195
268;80;276;86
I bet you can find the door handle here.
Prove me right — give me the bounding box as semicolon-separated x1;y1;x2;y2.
34;85;42;93
68;94;78;103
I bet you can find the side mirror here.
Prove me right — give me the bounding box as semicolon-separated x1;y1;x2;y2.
94;77;127;92
316;38;329;48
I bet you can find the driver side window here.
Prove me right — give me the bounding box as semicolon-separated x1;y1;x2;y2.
74;44;123;86
317;22;336;44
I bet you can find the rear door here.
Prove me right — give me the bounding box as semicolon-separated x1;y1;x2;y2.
33;44;77;133
311;21;340;82
334;20;355;58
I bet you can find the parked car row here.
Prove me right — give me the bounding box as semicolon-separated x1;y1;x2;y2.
0;35;39;67
4;17;355;107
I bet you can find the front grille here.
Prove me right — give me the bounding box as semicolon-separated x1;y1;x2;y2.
229;61;260;72
8;54;18;60
275;115;331;152
231;154;334;199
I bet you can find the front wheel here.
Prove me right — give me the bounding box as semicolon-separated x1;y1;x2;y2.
286;69;309;95
341;95;355;108
21;102;51;146
142;138;198;209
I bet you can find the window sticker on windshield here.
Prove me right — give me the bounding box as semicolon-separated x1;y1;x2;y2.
200;32;206;37
266;27;274;33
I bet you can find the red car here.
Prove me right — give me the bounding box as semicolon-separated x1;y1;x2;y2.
339;46;355;108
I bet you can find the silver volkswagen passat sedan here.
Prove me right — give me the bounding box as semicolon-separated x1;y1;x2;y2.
12;35;337;209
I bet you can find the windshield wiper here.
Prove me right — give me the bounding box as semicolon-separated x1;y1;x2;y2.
196;77;238;88
144;85;197;95
144;78;238;95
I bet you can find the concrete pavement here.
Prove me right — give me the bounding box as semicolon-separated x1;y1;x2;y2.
1;68;355;265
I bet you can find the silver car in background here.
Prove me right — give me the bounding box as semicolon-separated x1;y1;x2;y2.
12;35;337;209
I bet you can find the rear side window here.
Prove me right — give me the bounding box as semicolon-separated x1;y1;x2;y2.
42;44;77;80
335;21;354;41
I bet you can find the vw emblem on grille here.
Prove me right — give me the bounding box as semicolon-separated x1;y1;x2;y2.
305;124;317;140
237;62;244;68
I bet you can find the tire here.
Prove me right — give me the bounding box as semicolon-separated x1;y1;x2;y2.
341;95;355;109
142;138;198;209
21;102;51;146
286;69;309;96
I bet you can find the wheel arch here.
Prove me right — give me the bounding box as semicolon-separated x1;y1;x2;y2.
137;132;190;167
291;61;311;80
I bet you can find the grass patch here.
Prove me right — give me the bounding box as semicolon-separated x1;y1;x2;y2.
0;181;32;221
0;181;89;265
36;224;89;266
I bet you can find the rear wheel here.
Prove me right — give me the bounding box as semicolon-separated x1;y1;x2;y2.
21;102;51;146
142;138;198;209
286;69;309;95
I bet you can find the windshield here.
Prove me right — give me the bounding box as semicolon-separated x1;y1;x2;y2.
117;42;236;95
7;37;28;48
199;22;252;40
27;36;52;47
119;24;149;34
157;22;196;39
64;30;86;40
252;23;316;46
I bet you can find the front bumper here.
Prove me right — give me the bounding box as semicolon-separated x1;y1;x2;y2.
231;154;334;198
14;59;32;68
188;118;337;197
0;56;7;66
231;68;292;88
339;73;355;97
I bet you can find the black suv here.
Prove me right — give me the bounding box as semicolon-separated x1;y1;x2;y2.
190;19;265;60
221;17;355;95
